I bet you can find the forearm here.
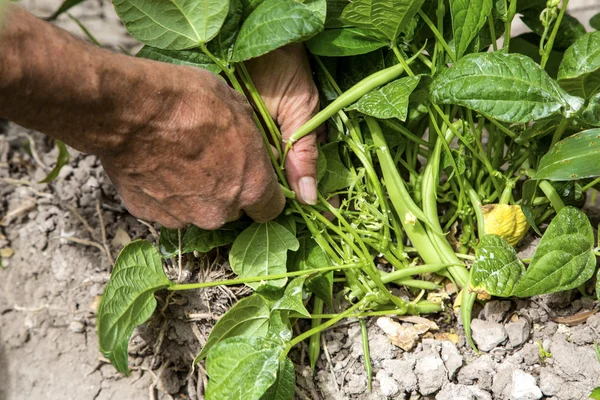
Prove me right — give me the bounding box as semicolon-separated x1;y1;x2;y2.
0;4;174;155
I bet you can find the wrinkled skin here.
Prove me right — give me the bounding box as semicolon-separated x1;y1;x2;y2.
0;5;321;229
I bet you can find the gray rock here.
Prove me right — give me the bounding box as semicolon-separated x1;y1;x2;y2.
534;290;575;309
492;367;514;399
376;370;400;398
587;313;600;334
435;383;492;400
570;325;596;345
479;300;512;323
505;318;530;348
457;355;497;391
539;368;587;400
415;353;448;395
440;341;463;379
352;325;396;361
550;335;600;389
522;343;540;366
382;358;418;393
510;369;542;400
471;318;508;351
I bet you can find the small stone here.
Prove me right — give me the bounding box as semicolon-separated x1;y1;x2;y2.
68;320;86;333
471;318;508;351
539;368;564;396
550;335;600;388
382;358;418;393
457;355;496;390
510;369;542;400
111;227;132;248
479;300;511;323
587;313;600;334
435;383;492;400
491;367;513;398
415;353;447;395
522;343;540;366
440;341;463;379
377;370;400;397
505;318;530;348
535;291;575;309
570;325;595;345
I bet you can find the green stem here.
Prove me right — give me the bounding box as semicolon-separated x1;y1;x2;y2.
286;298;369;352
169;263;363;291
503;0;518;50
309;297;323;372
539;180;565;212
359;318;372;391
541;0;569;68
417;9;456;62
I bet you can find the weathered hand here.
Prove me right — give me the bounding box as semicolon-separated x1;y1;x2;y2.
99;63;285;229
246;44;321;205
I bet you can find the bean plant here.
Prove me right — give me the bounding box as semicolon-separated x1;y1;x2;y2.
96;0;600;398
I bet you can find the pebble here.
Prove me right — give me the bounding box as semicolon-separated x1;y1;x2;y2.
68;320;86;333
471;318;508;351
435;383;492;400
457;355;496;390
479;300;511;323
381;358;418;393
440;341;463;379
376;370;400;397
414;352;447;395
510;369;543;400
505;318;530;348
522;343;540;366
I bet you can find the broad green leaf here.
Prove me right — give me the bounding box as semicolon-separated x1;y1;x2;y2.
558;32;600;99
450;0;493;59
347;75;420;121
39;140;70;183
97;240;171;374
159;224;243;258
196;294;270;361
289;236;333;307
535;128;600;181
302;0;327;23
431;52;584;123
512;207;596;297
229;222;300;291
509;33;563;79
591;13;600;31
324;0;348;28
370;0;425;41
341;0;425;41
272;276;310;318
306;28;387;56
136;46;221;74
261;358;295;400
470;235;525;297
47;0;85;20
581;93;600;127
590;387;600;400
113;0;229;50
266;311;293;343
232;0;324;61
319;142;353;193
275;214;296;236
206;0;243;61
206;337;283;400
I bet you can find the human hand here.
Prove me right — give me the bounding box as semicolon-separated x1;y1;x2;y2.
246;44;322;205
99;62;285;229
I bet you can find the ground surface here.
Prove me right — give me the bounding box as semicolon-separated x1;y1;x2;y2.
1;1;600;400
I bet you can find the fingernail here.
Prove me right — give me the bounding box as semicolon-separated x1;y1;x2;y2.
298;176;317;205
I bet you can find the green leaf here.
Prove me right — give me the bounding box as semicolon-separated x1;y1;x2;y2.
113;0;229;49
302;0;327;23
581;93;600;127
535;128;600;181
431;52;584;123
261;358;295;400
196;294;270;361
341;0;425;41
159;223;244;258
136;46;221;74
512;207;596;297
266;311;293;343
232;0;324;61
558;32;600;99
39;140;70;183
347;75;420;121
520;9;586;51
229;222;300;291
272;277;310;318
509;33;563;79
289;236;333;307
450;0;493;59
97;240;171;374
206;0;243;61
206;337;283;400
46;0;86;20
306;27;387;56
319;142;353;193
591;13;600;31
590;387;600;400
470;235;525;297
